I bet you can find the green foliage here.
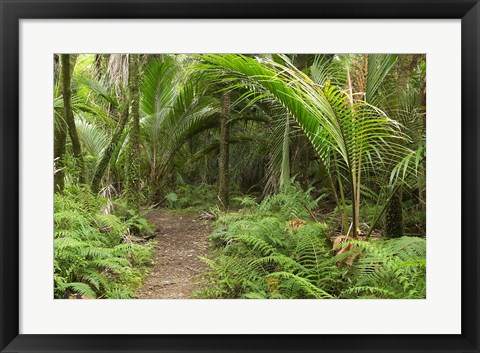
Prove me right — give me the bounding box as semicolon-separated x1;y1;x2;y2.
257;184;319;221
54;186;154;299
339;236;426;299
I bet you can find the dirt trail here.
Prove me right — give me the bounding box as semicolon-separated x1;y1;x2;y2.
136;210;211;299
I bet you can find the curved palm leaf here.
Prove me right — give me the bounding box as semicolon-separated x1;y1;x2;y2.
197;54;410;235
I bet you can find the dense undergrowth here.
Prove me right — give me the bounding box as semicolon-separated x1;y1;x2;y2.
199;185;426;299
54;186;154;298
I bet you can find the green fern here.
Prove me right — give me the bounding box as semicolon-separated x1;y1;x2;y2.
54;187;154;299
339;236;426;299
257;183;318;221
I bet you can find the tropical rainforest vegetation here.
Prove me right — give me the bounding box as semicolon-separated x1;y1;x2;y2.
54;53;426;299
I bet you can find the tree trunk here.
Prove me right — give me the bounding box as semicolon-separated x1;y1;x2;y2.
354;151;363;236
419;63;427;211
54;111;67;192
54;53;67;192
54;54;60;85
351;172;360;237
91;106;129;193
218;90;230;210
385;188;404;238
125;54;141;210
60;54;85;184
280;116;290;189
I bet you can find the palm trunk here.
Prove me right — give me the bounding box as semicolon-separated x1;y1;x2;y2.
351;170;359;237
54;55;68;192
54;54;60;85
125;54;141;210
218;90;230;210
354;148;363;236
54;112;67;192
331;153;348;233
280;116;290;189
353;183;361;236
347;66;361;237
419;71;427;211
60;54;85;184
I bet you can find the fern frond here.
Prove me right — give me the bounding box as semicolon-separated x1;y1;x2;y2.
268;272;334;299
60;282;97;298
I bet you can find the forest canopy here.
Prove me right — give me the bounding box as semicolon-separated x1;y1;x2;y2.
54;53;426;299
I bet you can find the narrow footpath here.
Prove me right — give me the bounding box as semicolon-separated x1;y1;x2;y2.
136;210;211;299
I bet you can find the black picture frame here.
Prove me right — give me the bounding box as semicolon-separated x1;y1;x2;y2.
1;1;479;352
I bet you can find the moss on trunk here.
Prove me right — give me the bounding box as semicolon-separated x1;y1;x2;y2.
124;54;141;210
219;90;230;210
60;54;85;184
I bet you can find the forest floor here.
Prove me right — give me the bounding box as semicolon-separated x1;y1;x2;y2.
135;210;212;299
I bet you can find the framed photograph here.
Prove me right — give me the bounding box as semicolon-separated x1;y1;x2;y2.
1;0;478;352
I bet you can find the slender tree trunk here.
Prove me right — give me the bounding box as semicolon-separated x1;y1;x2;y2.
351;171;359;237
346;66;361;237
419;65;427;211
54;53;67;192
60;54;85;184
125;54;141;210
218;90;230;210
54;54;60;85
354;148;363;236
280;116;290;189
91;106;129;193
331;154;349;234
54;112;67;192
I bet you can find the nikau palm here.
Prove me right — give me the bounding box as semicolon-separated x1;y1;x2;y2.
139;57;220;200
197;54;411;236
